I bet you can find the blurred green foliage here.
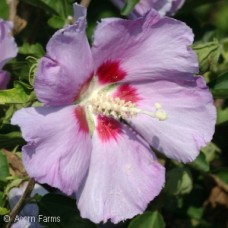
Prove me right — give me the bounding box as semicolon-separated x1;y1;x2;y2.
121;0;140;16
128;211;165;228
38;194;96;227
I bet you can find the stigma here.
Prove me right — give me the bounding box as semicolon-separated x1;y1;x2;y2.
142;102;168;121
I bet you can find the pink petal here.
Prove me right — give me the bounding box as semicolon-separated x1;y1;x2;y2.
0;70;10;89
121;76;216;162
9;182;48;215
11;105;92;195
111;0;185;17
35;4;94;106
0;19;18;68
92;9;198;84
77;119;165;224
168;0;185;16
11;219;33;228
134;0;172;17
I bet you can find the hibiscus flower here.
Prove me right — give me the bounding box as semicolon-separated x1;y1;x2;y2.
11;3;215;224
8;182;48;228
0;19;18;89
111;0;185;18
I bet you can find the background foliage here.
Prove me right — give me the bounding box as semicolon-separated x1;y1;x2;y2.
0;0;228;227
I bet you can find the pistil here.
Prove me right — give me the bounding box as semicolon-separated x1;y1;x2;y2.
88;92;140;119
87;91;168;121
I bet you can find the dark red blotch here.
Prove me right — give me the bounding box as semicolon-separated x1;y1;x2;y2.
74;106;89;133
114;84;141;103
97;115;122;142
96;60;126;84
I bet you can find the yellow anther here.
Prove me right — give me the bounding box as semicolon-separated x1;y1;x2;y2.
88;91;139;119
139;102;168;121
87;91;168;122
155;102;162;109
155;109;168;121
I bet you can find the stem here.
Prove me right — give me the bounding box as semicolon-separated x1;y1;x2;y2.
7;0;18;22
61;0;67;18
80;0;91;8
4;178;36;228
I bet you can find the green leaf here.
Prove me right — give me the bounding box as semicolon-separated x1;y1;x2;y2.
221;38;228;62
48;15;65;29
38;194;96;228
4;178;24;196
213;168;228;184
212;72;228;89
0;132;24;149
210;72;228;98
217;107;228;124
20;0;71;18
0;82;31;105
212;89;228;98
121;0;140;16
190;152;210;172
0;151;9;184
19;0;59;15
187;206;204;220
201;143;221;163
19;42;45;58
214;3;228;33
193;40;221;73
128;211;165;228
0;207;9;215
181;0;224;13
0;192;3;206
165;167;193;195
0;105;17;125
0;0;9;20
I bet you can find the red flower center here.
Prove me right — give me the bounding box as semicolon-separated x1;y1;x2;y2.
97;115;122;142
97;60;127;84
